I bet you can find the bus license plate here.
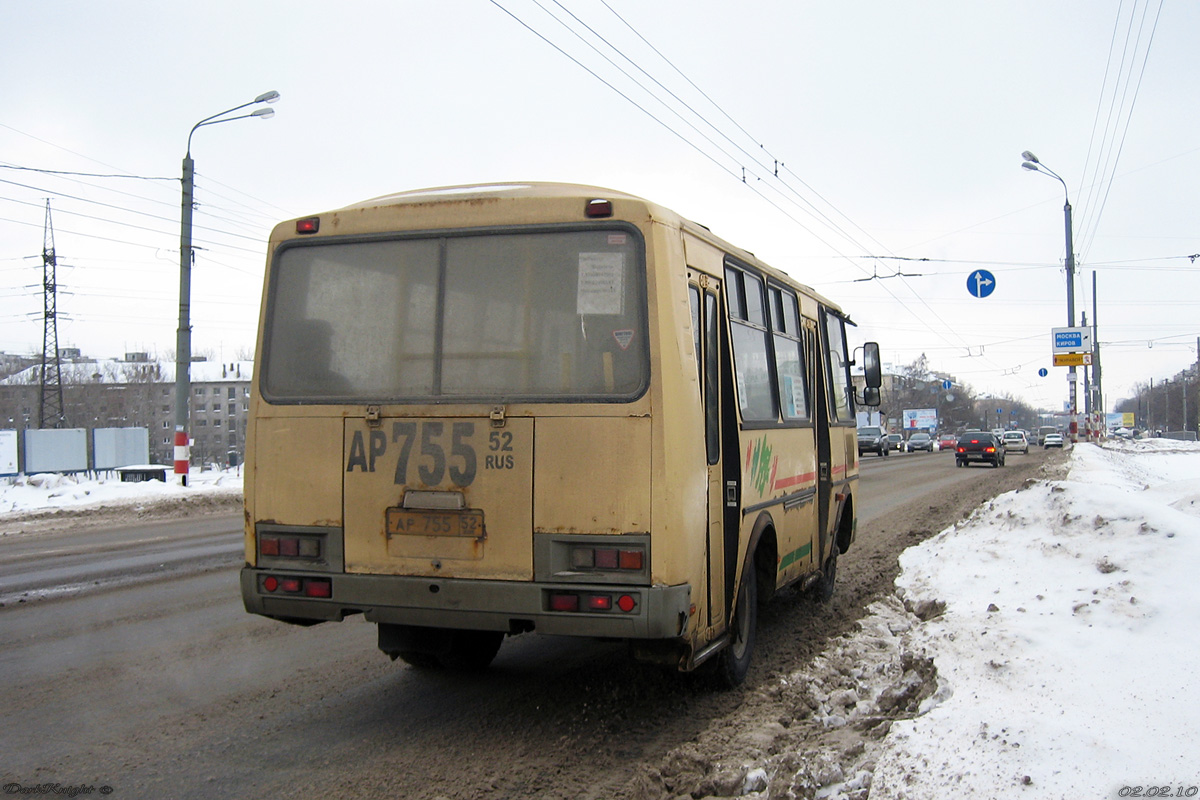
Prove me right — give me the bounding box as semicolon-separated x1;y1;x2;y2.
386;509;485;539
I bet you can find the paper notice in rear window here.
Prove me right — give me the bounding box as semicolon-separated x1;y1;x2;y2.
577;252;624;315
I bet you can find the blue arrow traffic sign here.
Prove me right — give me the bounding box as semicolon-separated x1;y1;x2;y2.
968;269;996;298
1038;368;1049;378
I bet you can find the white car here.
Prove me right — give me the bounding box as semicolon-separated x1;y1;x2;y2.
1001;431;1029;454
1043;433;1065;449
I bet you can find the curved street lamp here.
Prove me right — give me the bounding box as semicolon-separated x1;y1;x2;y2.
1021;149;1080;442
175;91;279;485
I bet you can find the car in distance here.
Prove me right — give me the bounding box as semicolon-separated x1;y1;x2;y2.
887;433;904;452
1037;426;1059;445
857;426;889;457
955;430;1006;468
937;433;958;451
907;432;934;452
1043;432;1065;449
1001;430;1029;454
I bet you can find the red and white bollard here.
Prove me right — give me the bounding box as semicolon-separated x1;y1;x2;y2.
174;427;190;486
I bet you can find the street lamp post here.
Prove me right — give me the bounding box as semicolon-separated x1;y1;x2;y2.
1021;150;1079;442
175;90;279;485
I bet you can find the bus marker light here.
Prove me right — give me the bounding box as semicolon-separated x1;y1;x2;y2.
571;548;594;569
549;593;579;612
585;199;613;218
296;217;320;234
618;550;643;570
305;579;332;598
587;594;612;611
280;577;303;593
594;549;619;569
617;595;636;613
263;576;278;592
260;536;280;556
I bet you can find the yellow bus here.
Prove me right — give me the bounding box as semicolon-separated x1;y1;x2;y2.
241;183;881;686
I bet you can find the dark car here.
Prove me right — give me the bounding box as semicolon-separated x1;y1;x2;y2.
887;433;904;452
857;426;889;457
955;431;1005;468
907;432;934;452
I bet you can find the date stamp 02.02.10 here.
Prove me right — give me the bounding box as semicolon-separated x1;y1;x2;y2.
1118;788;1199;798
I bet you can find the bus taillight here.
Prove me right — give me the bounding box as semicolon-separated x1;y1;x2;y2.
548;591;639;613
259;534;321;559
549;593;579;612
570;546;644;572
304;579;332;598
260;575;331;598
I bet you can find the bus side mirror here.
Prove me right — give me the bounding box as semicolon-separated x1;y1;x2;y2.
856;342;882;407
862;342;881;389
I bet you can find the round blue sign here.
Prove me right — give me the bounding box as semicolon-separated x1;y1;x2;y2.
967;269;996;298
942;380;953;390
1038;367;1049;378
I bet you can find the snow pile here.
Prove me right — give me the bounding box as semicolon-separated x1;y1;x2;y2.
689;438;1200;800
0;468;242;518
872;438;1200;798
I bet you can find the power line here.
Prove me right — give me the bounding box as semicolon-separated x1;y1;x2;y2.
0;163;172;181
490;0;993;370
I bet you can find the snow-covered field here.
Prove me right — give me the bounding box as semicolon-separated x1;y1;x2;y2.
0;466;241;520
3;440;1198;799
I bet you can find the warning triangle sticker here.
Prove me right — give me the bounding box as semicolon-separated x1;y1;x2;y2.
612;330;635;350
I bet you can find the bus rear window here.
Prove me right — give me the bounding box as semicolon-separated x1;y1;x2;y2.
261;228;648;403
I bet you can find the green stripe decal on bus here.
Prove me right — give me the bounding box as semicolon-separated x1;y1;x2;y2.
779;542;812;570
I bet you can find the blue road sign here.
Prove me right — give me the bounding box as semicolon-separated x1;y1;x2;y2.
942;380;953;390
1038;367;1049;378
968;269;996;298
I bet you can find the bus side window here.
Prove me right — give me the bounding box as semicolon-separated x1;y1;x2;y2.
689;284;702;393
772;289;809;420
704;290;721;464
821;310;855;422
725;266;778;423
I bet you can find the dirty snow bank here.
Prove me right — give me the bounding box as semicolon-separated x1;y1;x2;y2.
673;439;1200;800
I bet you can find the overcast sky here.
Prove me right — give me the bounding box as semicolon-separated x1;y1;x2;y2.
2;1;1196;413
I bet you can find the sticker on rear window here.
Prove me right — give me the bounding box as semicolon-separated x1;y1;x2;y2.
577;253;624;315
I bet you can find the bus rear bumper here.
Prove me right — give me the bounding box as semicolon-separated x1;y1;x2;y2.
240;568;691;640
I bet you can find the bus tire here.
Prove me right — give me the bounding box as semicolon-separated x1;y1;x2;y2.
810;549;838;603
397;650;442;669
380;624;503;671
715;563;758;688
439;629;505;671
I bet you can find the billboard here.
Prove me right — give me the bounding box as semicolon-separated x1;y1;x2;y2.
94;427;150;470
24;428;88;473
902;408;938;431
0;430;17;476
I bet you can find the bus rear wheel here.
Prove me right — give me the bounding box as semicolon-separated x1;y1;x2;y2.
809;549;838;603
380;624;504;671
714;565;758;688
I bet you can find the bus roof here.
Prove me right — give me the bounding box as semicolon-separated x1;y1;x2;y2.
296;182;844;316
